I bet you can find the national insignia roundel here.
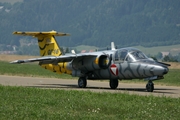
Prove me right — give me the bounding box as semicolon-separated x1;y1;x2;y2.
110;64;118;76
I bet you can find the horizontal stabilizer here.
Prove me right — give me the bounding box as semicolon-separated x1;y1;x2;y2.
13;30;70;37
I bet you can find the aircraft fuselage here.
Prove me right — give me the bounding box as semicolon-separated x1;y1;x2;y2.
87;60;168;80
41;47;169;81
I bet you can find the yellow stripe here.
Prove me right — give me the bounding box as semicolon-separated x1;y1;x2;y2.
94;58;98;64
40;62;72;75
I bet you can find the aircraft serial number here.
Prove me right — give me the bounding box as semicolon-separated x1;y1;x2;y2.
48;49;59;55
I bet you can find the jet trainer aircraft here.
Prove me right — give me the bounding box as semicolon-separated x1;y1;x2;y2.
11;30;170;92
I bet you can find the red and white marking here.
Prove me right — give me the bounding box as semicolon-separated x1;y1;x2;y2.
110;64;118;76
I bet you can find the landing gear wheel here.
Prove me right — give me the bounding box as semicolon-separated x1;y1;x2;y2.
146;81;154;92
109;79;119;89
78;77;87;88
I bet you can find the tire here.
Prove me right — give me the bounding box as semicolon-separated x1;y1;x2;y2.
109;79;119;89
78;77;87;88
146;82;154;92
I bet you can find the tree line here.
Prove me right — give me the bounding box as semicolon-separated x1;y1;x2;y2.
0;0;180;49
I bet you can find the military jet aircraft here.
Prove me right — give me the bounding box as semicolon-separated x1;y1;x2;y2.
11;30;170;92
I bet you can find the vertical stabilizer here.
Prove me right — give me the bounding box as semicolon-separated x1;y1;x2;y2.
13;30;70;56
37;35;62;56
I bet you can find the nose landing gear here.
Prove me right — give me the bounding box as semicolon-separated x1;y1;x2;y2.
146;80;154;92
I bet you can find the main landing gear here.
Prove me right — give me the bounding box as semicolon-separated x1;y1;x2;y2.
109;79;119;89
78;77;87;88
146;80;154;92
78;77;119;89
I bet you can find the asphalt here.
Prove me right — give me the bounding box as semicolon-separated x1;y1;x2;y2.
0;75;180;98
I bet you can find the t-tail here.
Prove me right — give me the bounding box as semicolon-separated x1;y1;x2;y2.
13;30;70;56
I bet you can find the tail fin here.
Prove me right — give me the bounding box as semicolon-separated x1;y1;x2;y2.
13;30;70;56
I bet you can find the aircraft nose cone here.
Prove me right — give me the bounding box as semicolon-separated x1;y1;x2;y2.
153;65;169;76
163;67;169;74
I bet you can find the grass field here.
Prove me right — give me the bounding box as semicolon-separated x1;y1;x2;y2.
0;61;74;79
0;57;180;119
0;55;39;62
0;85;179;119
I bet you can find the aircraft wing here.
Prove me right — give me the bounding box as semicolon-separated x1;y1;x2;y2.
10;53;97;64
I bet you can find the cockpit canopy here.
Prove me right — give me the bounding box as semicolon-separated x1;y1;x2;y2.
114;48;148;62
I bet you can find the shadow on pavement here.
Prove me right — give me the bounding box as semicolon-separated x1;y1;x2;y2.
26;83;176;94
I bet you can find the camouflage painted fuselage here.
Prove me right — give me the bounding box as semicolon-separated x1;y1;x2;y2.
86;60;168;80
68;48;168;80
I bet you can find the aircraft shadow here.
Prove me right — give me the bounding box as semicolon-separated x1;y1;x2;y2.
27;83;176;94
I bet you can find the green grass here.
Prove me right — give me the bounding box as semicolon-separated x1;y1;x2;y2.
121;69;180;86
0;61;180;119
154;69;180;86
0;61;74;79
0;85;179;119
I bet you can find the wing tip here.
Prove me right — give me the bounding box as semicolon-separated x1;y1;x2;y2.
13;31;17;34
10;60;24;64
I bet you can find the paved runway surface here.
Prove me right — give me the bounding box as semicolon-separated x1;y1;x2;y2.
0;75;180;98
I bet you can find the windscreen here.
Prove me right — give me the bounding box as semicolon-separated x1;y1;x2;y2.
130;51;148;60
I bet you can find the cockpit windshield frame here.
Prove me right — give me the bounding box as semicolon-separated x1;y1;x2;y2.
114;49;128;62
129;51;148;61
114;48;148;62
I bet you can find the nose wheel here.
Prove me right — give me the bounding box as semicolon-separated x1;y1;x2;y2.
146;80;154;92
78;77;87;88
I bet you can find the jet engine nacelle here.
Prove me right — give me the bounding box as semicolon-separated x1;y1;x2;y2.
72;54;110;71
